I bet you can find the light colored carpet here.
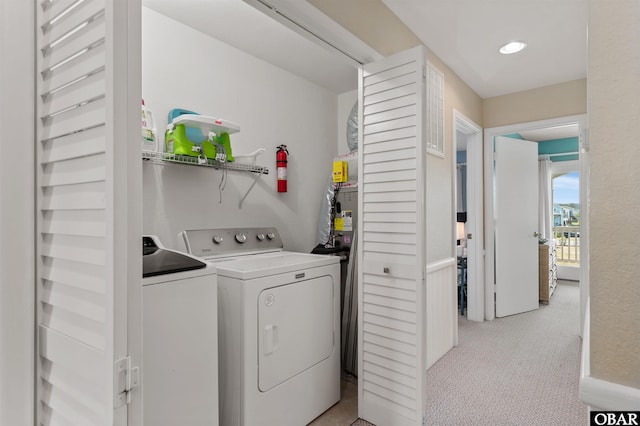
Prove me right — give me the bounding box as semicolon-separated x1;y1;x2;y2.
350;280;588;426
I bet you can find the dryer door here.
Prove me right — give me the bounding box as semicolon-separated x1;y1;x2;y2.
258;274;334;392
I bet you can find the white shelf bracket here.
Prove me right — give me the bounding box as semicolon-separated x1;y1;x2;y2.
239;173;262;209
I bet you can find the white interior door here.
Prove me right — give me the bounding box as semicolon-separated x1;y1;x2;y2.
35;1;141;425
494;136;539;317
358;46;427;426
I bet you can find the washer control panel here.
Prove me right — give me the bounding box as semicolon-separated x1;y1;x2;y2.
181;227;284;258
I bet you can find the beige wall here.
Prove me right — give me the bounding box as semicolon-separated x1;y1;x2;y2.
311;0;483;262
427;53;482;261
309;0;421;58
483;79;587;128
588;1;640;390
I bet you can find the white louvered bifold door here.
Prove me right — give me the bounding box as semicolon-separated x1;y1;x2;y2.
358;46;427;426
36;1;141;425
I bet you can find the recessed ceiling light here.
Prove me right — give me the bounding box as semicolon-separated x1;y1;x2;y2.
499;41;527;55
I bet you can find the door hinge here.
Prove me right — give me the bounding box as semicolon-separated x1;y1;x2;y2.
115;356;140;408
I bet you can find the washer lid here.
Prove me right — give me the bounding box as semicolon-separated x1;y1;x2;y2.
143;249;207;278
143;236;207;278
215;252;338;280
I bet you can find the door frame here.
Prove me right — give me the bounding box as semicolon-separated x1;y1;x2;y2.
484;114;588;325
452;110;484;325
0;1;35;424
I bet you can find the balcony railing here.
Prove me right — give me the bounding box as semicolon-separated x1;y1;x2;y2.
553;226;580;265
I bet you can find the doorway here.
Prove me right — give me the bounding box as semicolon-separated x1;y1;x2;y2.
484;115;589;330
453;110;484;328
551;161;581;281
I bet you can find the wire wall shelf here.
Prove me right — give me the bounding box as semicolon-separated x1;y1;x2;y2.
142;151;269;175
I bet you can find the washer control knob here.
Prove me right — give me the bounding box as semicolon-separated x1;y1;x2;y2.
212;235;223;244
266;232;276;240
257;233;266;241
235;232;247;243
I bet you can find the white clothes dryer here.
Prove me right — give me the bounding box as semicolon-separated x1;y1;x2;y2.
181;228;340;426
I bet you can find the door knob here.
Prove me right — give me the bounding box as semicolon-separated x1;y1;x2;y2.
467;233;473;240
533;232;540;238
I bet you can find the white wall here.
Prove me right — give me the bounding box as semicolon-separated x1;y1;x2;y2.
142;8;339;251
0;1;35;424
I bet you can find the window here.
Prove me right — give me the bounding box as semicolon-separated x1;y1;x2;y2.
552;170;580;266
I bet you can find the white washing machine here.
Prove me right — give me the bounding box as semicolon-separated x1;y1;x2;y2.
142;236;218;426
181;228;340;426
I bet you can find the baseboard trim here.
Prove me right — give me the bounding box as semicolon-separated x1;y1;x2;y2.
580;376;640;411
579;299;640;410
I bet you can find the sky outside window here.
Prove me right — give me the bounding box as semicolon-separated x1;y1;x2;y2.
553;171;579;204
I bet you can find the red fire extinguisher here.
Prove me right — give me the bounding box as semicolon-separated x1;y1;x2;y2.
276;145;289;193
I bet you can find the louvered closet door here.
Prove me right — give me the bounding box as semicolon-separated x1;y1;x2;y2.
36;1;141;425
358;46;427;426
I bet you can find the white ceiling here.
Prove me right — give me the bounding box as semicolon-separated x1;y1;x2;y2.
519;124;579;142
142;0;360;94
142;0;588;100
383;0;588;98
142;0;358;93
